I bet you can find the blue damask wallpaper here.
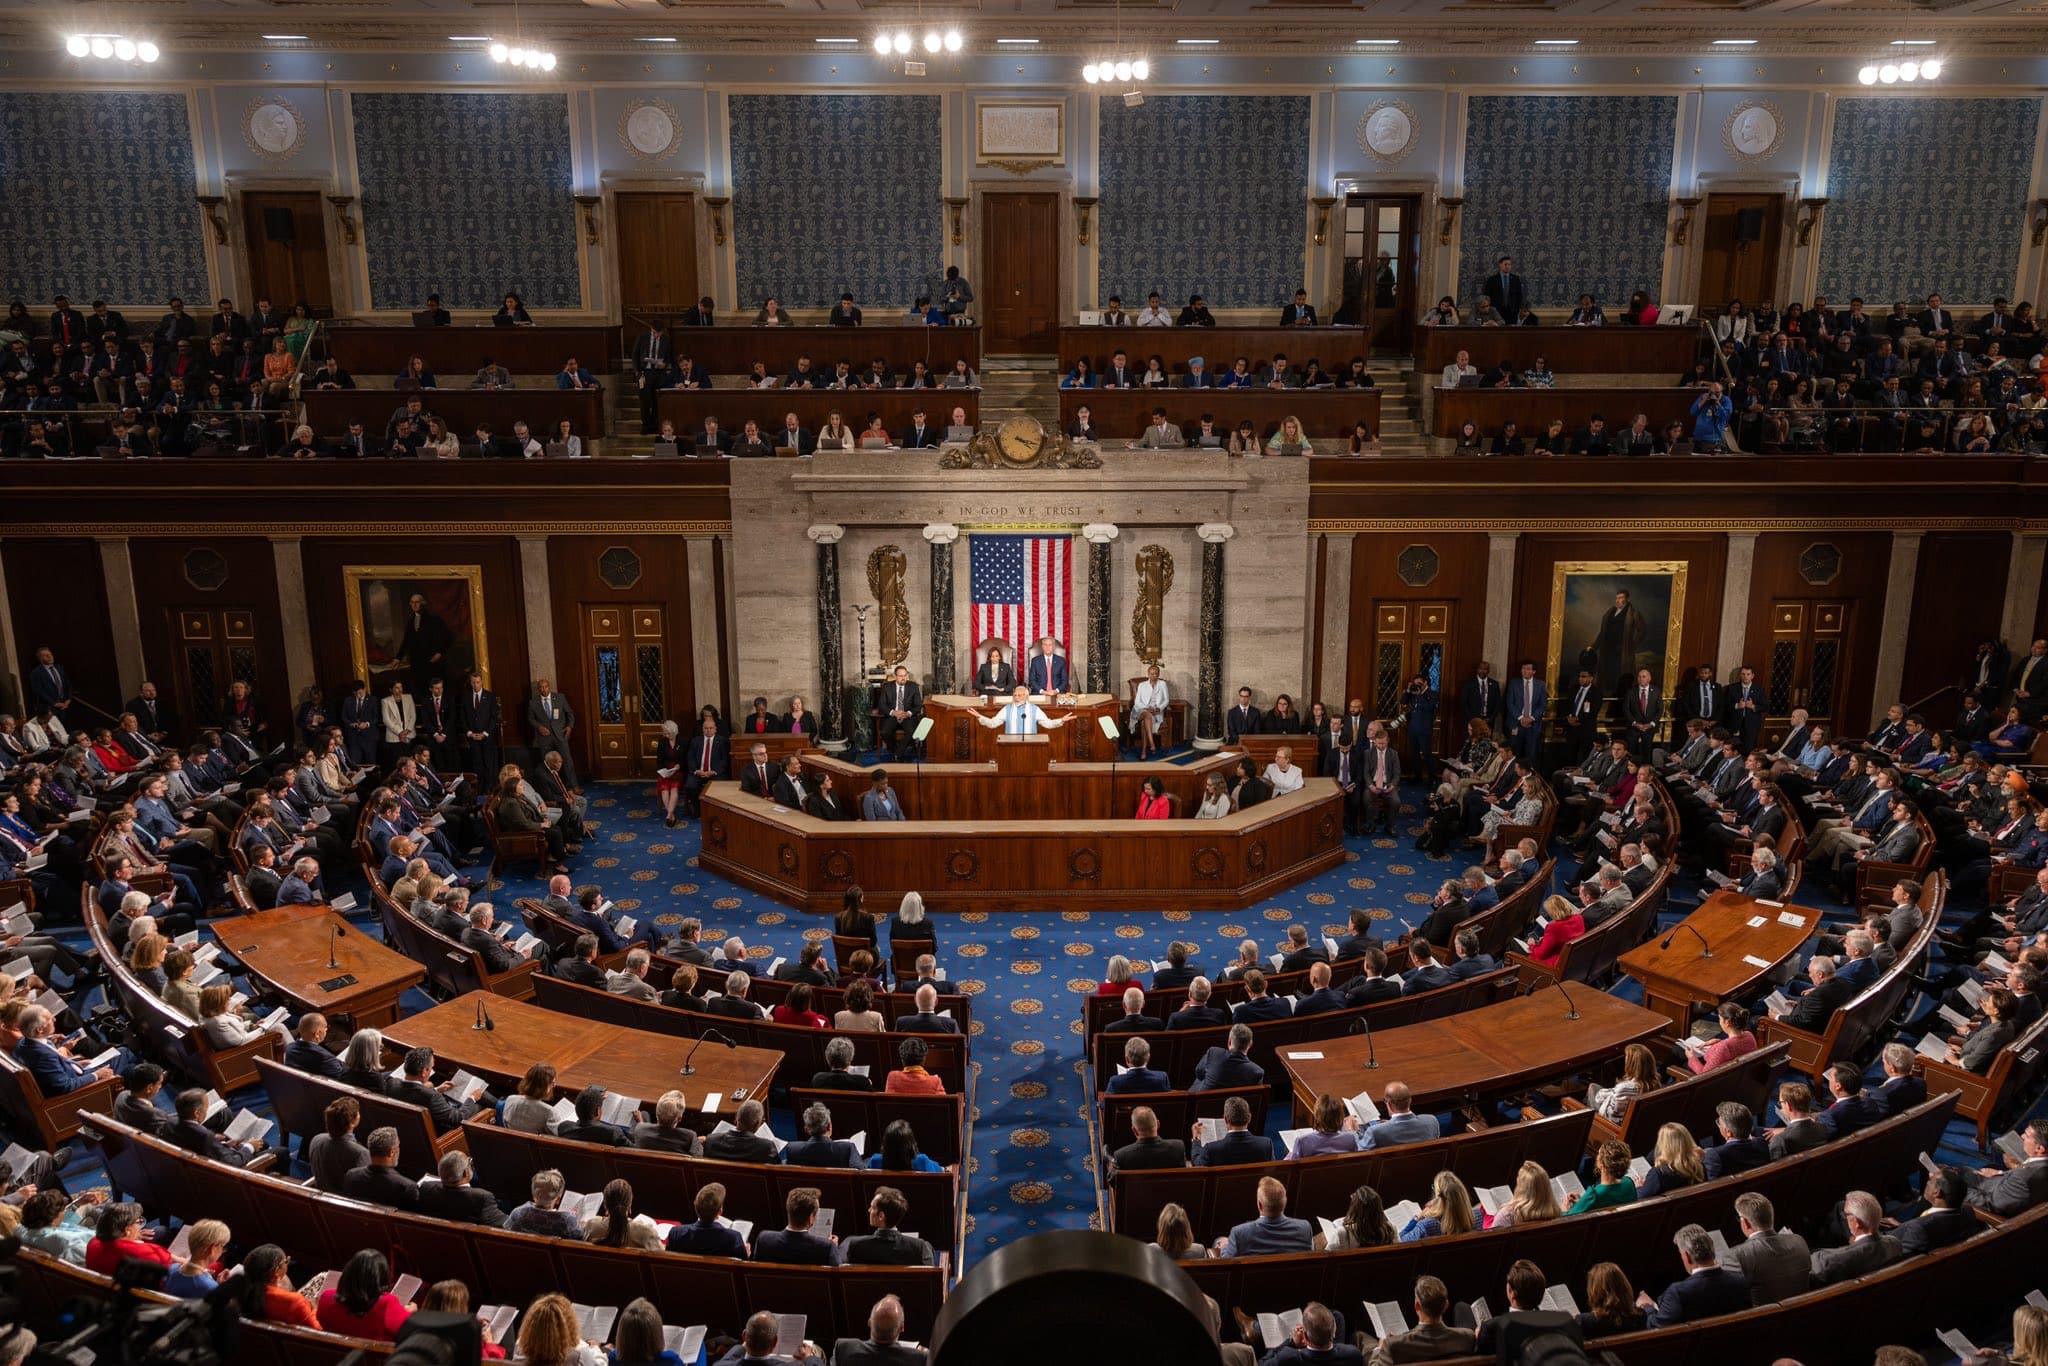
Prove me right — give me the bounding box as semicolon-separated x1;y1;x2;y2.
728;95;943;308
1817;97;2041;303
1457;96;1678;310
0;93;208;303
1097;96;1310;310
352;93;580;310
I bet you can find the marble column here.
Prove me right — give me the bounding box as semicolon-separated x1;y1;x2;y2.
1870;531;1924;718
923;523;960;694
96;537;146;700
685;537;725;713
1717;532;1758;678
0;547;20;716
809;524;847;749
1319;534;1355;706
2001;531;2048;652
268;536;317;708
516;536;557;690
1196;523;1235;747
1083;523;1120;695
1483;533;1520;672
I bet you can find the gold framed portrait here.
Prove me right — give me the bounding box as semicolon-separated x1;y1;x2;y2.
343;564;491;694
1545;560;1688;702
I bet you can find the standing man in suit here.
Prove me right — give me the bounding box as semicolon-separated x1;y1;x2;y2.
1027;637;1068;695
397;594;452;698
1505;660;1548;765
125;680;176;746
526;678;577;787
1722;664;1765;752
458;671;500;778
876;665;923;762
2012;639;2048;720
1675;664;1722;741
1622;668;1662;759
1482;256;1528;320
631;318;670;434
1556;667;1602;767
26;646;72;721
1226;687;1262;743
1459;660;1501;736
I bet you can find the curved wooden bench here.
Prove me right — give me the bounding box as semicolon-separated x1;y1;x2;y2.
1916;1003;2048;1150
84;896;279;1092
483;795;550;877
1758;872;1944;1079
1097;1084;1273;1166
83;1110;949;1342
254;1056;467;1178
1564;1040;1791;1157
1853;810;1938;909
785;1087;967;1167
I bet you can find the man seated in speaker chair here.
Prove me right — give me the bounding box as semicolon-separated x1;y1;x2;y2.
974;645;1016;697
978;685;1072;737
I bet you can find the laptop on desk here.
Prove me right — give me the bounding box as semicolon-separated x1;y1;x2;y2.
409;310;438;329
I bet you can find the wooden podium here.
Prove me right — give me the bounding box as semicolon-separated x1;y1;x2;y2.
995;733;1051;775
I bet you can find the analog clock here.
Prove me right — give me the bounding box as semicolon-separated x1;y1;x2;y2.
995;415;1046;466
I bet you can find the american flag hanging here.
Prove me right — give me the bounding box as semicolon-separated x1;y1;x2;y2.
970;533;1072;654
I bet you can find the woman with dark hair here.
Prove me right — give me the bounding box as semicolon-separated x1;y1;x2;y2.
1579;1263;1646;1338
316;1248;412;1340
309;1095;369;1192
868;1118;943;1173
1135;776;1171;820
584;1178;662;1250
1231;758;1271;812
503;1062;561;1133
422;1280;509;1360
610;1298;683;1366
84;1203;169;1276
1287;1093;1363;1159
237;1244;321;1328
772;982;828;1030
494;774;567;872
1153;1203;1201;1260
495;292;533;327
1319;1185;1396;1250
834;885;878;945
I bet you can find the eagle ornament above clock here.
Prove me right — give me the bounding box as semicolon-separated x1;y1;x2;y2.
940;414;1102;470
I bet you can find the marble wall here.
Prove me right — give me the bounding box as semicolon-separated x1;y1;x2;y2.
0;92;210;303
351;92;582;310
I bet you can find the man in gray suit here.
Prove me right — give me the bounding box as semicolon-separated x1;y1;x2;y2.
1360;731;1402;835
605;948;659;1002
1130;407;1184;450
1216;1176;1312;1257
1966;1117;2048;1215
1808;1190;1901;1286
1361;1081;1440;1150
1729;1193;1810;1304
527;679;578;787
829;1294;928;1366
1364;1275;1475;1365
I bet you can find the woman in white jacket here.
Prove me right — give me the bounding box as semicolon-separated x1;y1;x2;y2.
379;680;416;762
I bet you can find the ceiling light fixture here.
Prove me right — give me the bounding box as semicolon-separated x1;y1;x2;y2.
491;40;558;71
262;34;308;41
448;35;491;42
1177;38;1219;44
1081;0;1146;90
1890;38;1935;45
634;36;677;42
1534;39;1578;46
1921;58;1942;77
876;27;963;58
67;32;158;62
816;37;859;43
996;38;1040;44
1355;38;1399;45
1878;62;1899;82
1711;39;1756;46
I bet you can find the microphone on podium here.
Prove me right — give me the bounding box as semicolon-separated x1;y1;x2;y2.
682;1027;738;1076
1660;923;1712;959
1539;976;1581;1021
327;922;347;970
1100;715;1124;795
1348;1015;1378;1069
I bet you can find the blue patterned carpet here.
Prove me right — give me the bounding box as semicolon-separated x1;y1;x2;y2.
42;776;2032;1274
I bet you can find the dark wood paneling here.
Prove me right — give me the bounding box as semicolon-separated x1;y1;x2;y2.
126;538;291;736
1434;385;1702;439
981;193;1060;353
1903;531;2012;715
299;537;529;744
1511;533;1730;707
1419;325;1700;376
2;539;117;718
658;390;975;442
239;190;334;315
614;192;699;322
1063;389;1378;442
323;325;621;376
1743;532;1891;738
1058;325;1369;376
302;388;607;442
1345;533;1490;731
660;326;980;377
1697;194;1782;314
545;536;696;776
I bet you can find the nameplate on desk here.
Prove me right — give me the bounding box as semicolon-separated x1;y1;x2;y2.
1775;911;1805;927
317;973;359;992
1746;916;1768;928
1285;1051;1325;1061
1740;954;1772;969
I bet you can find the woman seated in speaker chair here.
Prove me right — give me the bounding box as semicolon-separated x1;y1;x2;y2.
1131;664;1171;758
1134;776;1172;820
975;645;1016;696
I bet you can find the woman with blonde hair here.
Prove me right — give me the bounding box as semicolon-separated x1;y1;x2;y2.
1488;1159;1562;1229
1265;414;1314;455
1590;1043;1660;1122
1399;1171;1476;1241
195;982;288;1048
516;1293;605;1366
654;718;682;827
1637;1120;1706;1197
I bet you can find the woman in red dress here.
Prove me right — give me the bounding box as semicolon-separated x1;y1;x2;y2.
1134;776;1172;819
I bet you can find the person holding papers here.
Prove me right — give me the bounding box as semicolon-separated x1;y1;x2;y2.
665;1183;748;1257
14;1004;125;1093
1286;1093;1364;1158
1483;1161;1564;1230
315;1249;415;1341
1473;1260;1581;1358
1567;1140;1639;1214
194;984;288;1049
976;685;1071;736
1952;986;2019;1072
391;1045;493;1129
417;1150;507;1228
1360;1082;1440;1150
169;1087;265;1166
585;1178;665;1250
1363;1275;1474;1364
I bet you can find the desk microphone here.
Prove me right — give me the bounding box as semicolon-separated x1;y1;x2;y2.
327;922;347;970
1541;976;1581;1021
681;1027;737;1076
472;996;496;1031
1660;923;1713;959
1349;1016;1378;1070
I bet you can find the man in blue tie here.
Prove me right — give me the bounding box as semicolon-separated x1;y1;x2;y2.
1027;637;1069;696
977;685;1071;736
27;647;72;720
1483;256;1527;320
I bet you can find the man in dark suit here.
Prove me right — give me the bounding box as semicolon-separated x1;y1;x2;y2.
830;1300;929;1366
397;595;453;698
1400;940;1456;995
1702;1102;1773;1181
876;665;923;762
1896;1168;1977;1256
1723;664;1765;751
341;1127;421;1210
169;1088;265;1167
1459;661;1501;735
1257;1302;1363;1366
125;682;176;745
1766;1081;1831;1160
1725;1193;1812;1306
1816;1063;1886;1139
1770;956;1855;1034
390;1046;485;1132
461;904;533;975
1107;1106;1188;1178
809;1037;874;1091
1342;948;1404;1006
1105;1037;1171;1095
1640;1224;1752;1327
283;1012;347;1080
1276;924;1326;974
900;409;941;450
1166;978;1230;1031
25;647;72;719
1474;1261;1579;1358
1330;908;1379;962
1225;687;1262;743
838;1187;936;1265
770;756;812;810
456;672;500;779
46;295;87;364
1191;1095;1274;1166
667;1184;748;1257
754;1189;839;1266
703;1100;780;1163
1482;257;1528;320
631;319;671;433
1231;970;1292;1024
554;933;606;987
1966;1118;2048;1216
1501;660;1548;765
1103;987;1163;1035
773;941;832;987
1873;1043;1928;1116
681;716;729;818
1189;1024;1265;1092
782;1102;864;1168
1621;668;1661;759
896;984;960;1034
1809;1191;1901;1286
1279;289;1319;327
417;1150;506;1226
1150;942;1200;991
629;1094;701;1154
13;1006;120;1096
1026;637;1069;696
736;742;776;800
1290;962;1348;1018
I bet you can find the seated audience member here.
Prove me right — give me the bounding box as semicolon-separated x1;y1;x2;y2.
1217;1176;1312;1257
783;1102;862;1169
1638;1224;1750;1327
341;1127;420;1210
755;1186;838;1266
417;1149;506;1227
504;1168;586;1240
1569;1139;1639;1213
886;1035;946;1095
839;1185;937;1266
1193;1095;1275;1167
1106;1036;1171;1095
308;1096;370;1193
665;1182;746;1257
1362;1081;1440;1150
1398;1171;1476;1242
1767;1080;1831;1159
1107;1106;1188;1179
1809;1189;1901;1287
1965;1116;2048;1215
584;1178;664;1250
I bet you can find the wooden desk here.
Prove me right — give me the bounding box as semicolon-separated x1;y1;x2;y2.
1060;388;1380;444
797;750;1238;822
214;904;425;1028
323;324;621;376
383;992;781;1118
1432;385;1704;439
657;389;976;443
302;387;608;440
1419;325;1700;377
1619;890;1816;1032
923;693;1123;763
665;324;980;377
1058;325;1369;376
698;779;1347;913
1278;988;1671;1122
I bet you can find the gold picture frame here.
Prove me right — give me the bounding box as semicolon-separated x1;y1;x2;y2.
343;564;491;692
1545;559;1689;705
974;100;1066;166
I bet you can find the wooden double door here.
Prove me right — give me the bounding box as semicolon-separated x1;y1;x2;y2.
582;603;674;779
1762;599;1850;744
614;192;701;325
1366;599;1453;763
239;190;334;314
169;606;273;731
980;192;1060;353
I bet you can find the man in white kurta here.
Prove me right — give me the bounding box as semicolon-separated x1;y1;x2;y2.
977;685;1071;734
